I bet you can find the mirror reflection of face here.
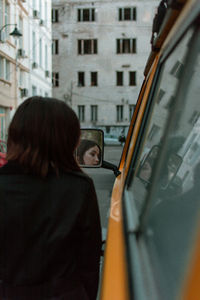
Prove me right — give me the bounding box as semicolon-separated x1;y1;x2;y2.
83;145;100;165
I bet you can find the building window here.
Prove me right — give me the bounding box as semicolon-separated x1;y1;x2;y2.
5;2;10;37
0;0;3;29
78;39;97;55
32;85;37;96
0;56;4;78
19;70;24;87
52;39;59;55
148;124;160;141
78;72;85;87
189;111;200;126
45;1;48;24
91;105;98;122
5;60;10;81
78;8;95;22
117;105;124;122
32;31;36;62
91;72;98;86
39;38;42;67
129;104;135;121
116;39;136;54
45;44;48;70
78;105;85;122
0;56;10;81
39;0;42;19
0;107;6;140
32;0;36;9
157;89;165;104
129;71;136;86
52;8;59;22
19;17;23;49
170;60;184;79
119;7;136;21
165;95;175;110
116;71;123;86
52;72;59;87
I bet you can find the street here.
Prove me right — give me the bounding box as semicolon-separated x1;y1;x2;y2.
85;145;123;240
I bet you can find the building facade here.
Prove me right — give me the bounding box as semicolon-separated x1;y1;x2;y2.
52;0;158;136
29;0;52;99
0;0;52;140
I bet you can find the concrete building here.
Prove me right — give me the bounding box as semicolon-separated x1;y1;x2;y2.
0;0;52;140
52;0;158;136
29;0;52;99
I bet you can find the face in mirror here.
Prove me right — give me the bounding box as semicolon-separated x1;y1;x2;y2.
76;129;104;167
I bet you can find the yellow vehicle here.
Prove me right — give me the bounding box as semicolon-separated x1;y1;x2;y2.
99;0;200;299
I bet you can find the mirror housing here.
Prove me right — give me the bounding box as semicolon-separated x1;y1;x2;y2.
76;129;104;168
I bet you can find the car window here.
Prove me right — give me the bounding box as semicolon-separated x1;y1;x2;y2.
124;26;200;300
126;27;194;216
141;29;200;300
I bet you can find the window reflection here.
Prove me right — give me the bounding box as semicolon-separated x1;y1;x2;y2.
140;28;199;300
128;28;194;214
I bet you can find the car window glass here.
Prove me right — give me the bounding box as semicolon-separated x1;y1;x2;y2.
141;29;200;300
127;28;194;216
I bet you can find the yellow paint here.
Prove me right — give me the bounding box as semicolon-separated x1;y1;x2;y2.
100;173;130;300
181;225;200;300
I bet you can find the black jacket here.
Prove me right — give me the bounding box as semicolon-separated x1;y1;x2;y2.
0;161;102;300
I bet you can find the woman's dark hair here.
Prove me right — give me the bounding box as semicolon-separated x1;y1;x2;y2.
77;139;101;164
7;96;81;177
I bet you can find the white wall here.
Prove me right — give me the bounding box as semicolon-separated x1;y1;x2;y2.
52;0;158;130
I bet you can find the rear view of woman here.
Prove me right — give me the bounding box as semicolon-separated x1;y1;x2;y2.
0;96;102;300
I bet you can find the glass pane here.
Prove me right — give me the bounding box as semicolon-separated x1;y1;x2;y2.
124;8;131;20
128;28;194;216
123;39;130;53
83;9;90;21
5;60;10;81
143;30;200;300
0;0;3;28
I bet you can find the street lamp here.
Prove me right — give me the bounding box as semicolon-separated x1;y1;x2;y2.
0;24;22;42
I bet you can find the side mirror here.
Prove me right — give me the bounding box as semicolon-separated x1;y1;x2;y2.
138;145;182;189
138;145;160;183
76;129;104;168
161;152;182;189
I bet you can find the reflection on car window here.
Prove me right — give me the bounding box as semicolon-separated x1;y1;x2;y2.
128;28;194;215
142;31;200;300
127;26;200;300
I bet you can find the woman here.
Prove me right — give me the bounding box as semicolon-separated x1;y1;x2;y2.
0;96;102;300
77;139;101;166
